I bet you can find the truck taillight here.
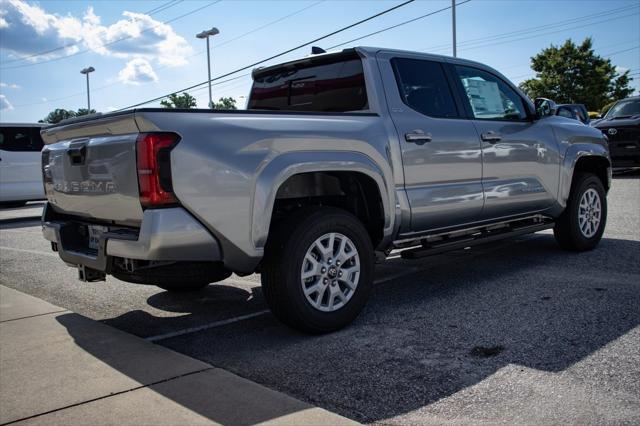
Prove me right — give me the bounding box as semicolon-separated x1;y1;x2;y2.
136;132;180;207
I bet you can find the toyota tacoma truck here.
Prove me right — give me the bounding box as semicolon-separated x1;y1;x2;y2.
41;47;611;333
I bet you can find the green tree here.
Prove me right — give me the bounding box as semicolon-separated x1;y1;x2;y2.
39;108;76;124
39;108;99;124
211;97;237;110
76;108;97;116
160;92;197;109
519;38;634;111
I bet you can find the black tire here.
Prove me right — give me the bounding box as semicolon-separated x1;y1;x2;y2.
554;172;607;251
261;207;375;334
111;261;231;292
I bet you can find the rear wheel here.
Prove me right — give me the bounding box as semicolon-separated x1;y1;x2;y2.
261;207;374;334
554;172;607;251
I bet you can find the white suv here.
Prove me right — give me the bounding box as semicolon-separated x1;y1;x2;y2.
0;123;45;206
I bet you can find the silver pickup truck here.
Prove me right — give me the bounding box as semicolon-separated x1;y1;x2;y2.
41;47;611;333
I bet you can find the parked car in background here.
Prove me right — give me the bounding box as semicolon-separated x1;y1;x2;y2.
556;103;589;124
591;96;640;168
0;123;46;206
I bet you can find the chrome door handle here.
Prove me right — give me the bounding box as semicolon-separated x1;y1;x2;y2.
481;131;502;143
405;130;432;145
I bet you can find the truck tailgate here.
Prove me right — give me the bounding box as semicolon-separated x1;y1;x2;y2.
41;113;143;224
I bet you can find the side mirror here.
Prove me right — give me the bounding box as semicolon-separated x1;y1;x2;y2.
534;97;558;118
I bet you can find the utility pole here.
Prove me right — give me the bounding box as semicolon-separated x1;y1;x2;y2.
196;27;220;109
80;66;95;111
452;0;457;57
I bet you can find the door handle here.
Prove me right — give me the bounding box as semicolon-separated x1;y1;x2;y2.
481;131;502;143
405;130;432;145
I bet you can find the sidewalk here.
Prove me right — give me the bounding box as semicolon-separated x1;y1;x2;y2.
0;285;358;425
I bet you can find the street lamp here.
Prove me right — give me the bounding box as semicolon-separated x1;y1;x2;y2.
196;27;220;109
451;0;457;57
80;66;95;111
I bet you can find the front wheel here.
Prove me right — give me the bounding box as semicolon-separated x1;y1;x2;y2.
261;207;375;334
554;172;607;251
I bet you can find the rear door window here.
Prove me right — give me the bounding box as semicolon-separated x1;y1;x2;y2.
0;127;44;152
249;58;368;112
391;58;459;118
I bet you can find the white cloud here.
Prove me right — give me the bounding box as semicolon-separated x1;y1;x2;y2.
0;0;192;69
0;94;14;110
0;82;20;89
0;81;22;89
118;58;158;85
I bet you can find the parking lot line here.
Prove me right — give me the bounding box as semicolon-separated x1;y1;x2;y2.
145;310;271;342
144;268;426;341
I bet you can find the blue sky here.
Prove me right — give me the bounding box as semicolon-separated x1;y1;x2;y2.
1;0;639;122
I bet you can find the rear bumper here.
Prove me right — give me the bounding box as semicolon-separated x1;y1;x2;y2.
42;203;222;272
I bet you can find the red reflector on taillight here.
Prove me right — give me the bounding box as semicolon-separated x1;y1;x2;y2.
136;132;179;207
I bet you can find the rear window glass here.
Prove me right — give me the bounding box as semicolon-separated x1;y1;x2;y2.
0;127;44;152
248;58;368;112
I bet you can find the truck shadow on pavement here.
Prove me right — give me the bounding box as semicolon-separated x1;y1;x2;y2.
59;234;640;423
101;284;264;338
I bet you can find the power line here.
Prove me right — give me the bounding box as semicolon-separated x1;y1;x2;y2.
326;0;471;51
1;0;184;65
144;0;184;16
12;73;250;109
507;52;640;82
601;45;640;57
456;12;640;54
215;1;326;49
114;0;417;111
0;1;223;70
6;1;326;110
420;3;638;54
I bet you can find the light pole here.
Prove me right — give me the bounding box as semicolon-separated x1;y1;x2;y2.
196;27;220;109
452;0;457;57
80;66;95;111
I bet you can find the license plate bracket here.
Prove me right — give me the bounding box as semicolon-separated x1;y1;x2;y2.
88;225;108;250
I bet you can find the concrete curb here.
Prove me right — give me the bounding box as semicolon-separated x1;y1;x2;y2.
0;285;358;425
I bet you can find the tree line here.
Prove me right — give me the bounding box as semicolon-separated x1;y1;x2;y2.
40;95;238;124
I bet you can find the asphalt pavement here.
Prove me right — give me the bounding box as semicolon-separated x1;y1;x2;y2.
1;174;639;425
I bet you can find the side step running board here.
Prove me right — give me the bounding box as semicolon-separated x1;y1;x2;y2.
400;222;554;260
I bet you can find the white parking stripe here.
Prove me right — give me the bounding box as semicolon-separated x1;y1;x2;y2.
0;246;58;257
145;310;270;342
144;268;424;341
